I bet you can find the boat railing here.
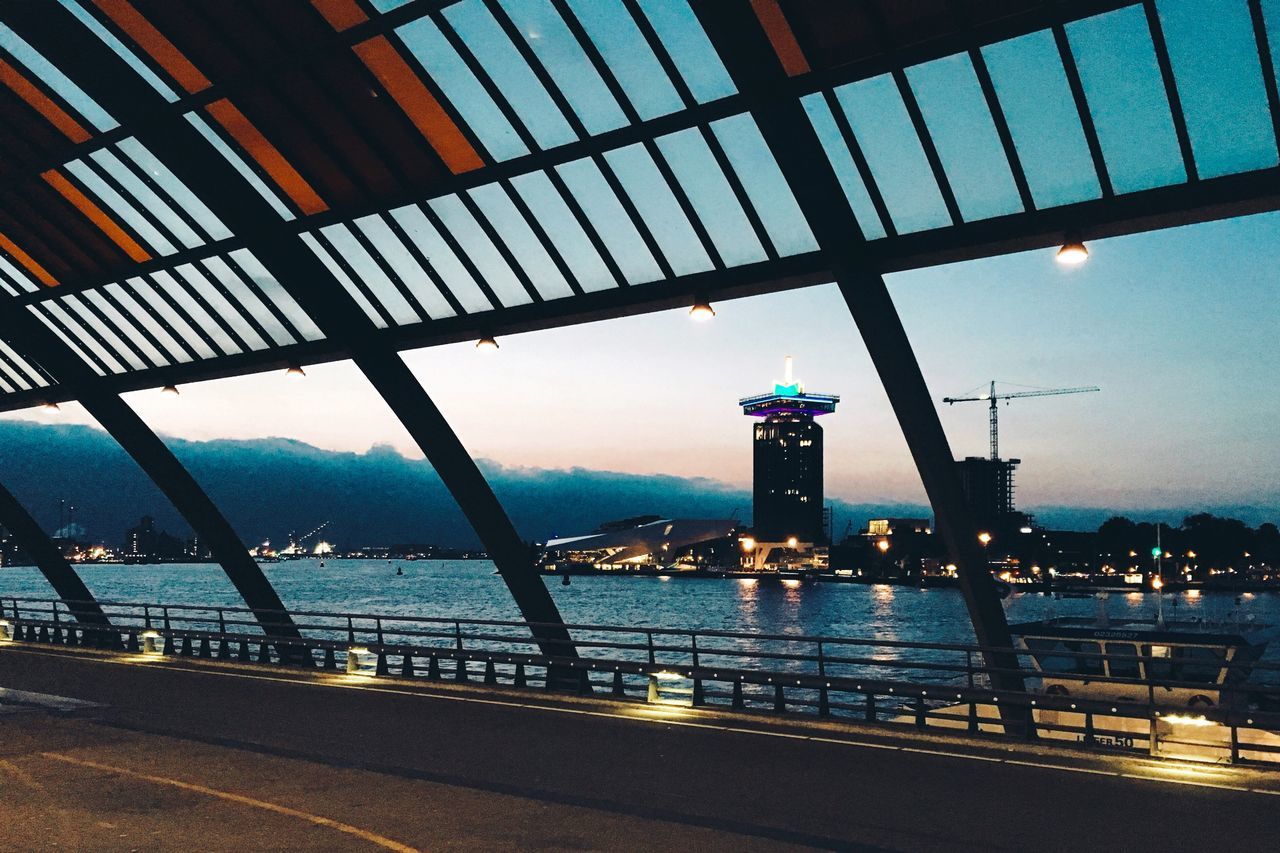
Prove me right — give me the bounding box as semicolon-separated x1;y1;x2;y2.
3;595;1280;766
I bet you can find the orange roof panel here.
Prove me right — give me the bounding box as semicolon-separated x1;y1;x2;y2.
353;36;484;175
310;0;369;32
0;57;91;143
90;0;212;94
750;0;811;77
42;169;152;263
204;98;329;215
0;230;58;287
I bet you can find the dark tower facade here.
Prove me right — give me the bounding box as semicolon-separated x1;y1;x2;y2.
740;358;839;544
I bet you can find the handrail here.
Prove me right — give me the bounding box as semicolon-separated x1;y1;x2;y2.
10;595;1277;664
6;596;1280;689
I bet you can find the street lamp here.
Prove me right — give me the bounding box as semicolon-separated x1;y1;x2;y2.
977;532;992;546
876;539;890;553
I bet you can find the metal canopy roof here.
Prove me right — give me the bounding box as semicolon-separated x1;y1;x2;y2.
0;0;1277;410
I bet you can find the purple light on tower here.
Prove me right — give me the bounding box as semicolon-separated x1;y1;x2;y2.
739;357;839;544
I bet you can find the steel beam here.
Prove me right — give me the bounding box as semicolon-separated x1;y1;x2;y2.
345;344;576;657
694;2;1024;699
0;477;109;626
0;313;300;640
1;4;576;660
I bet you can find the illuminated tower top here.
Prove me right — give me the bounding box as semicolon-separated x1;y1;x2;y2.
739;356;840;418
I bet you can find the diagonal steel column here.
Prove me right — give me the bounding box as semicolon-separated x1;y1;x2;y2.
0;3;575;660
0;314;300;641
0;477;110;626
342;345;576;659
694;2;1024;697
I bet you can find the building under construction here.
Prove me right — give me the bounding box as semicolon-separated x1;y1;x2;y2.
955;456;1023;534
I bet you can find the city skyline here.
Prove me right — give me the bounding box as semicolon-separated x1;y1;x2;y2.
4;212;1277;516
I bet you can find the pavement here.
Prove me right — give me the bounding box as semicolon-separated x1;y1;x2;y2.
1;641;1278;852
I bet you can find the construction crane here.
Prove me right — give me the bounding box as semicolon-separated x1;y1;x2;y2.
943;381;1099;460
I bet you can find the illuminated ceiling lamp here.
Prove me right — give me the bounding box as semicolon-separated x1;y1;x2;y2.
688;295;715;321
161;384;180;397
285;361;306;379
475;335;499;353
1056;232;1089;266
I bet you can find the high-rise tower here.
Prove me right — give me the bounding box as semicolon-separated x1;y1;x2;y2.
739;357;839;544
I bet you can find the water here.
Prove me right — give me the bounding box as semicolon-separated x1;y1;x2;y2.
3;559;1277;651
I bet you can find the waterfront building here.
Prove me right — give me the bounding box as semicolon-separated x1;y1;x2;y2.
540;517;737;571
739;357;839;546
954;456;1033;540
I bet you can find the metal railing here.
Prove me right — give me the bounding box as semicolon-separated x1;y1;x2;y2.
3;596;1280;766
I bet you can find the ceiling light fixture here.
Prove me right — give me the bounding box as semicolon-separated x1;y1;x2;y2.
1056;234;1089;266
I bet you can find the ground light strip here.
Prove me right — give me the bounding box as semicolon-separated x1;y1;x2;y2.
9;646;1280;797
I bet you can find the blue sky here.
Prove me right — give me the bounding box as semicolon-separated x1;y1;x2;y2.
8;211;1277;515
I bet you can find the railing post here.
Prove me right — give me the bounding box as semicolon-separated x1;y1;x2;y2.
817;642;830;717
647;631;655;666
143;604;151;630
347;616;356;645
690;634;704;707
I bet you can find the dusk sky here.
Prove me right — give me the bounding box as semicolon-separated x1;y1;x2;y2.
2;1;1277;519
7;212;1277;515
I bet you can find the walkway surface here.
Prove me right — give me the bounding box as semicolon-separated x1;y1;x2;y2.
1;642;1278;852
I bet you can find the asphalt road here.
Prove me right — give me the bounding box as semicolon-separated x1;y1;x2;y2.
1;643;1277;852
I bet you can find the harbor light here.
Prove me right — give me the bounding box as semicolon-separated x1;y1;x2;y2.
285;362;306;379
161;384;180;397
786;536;798;548
688;299;715;321
1152;576;1164;590
978;532;992;546
876;539;890;553
739;536;756;552
1056;237;1089;265
475;335;499;352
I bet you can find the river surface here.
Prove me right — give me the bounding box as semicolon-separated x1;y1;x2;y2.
3;559;1276;648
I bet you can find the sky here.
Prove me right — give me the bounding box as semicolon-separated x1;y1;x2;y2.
6;210;1278;517
1;1;1278;522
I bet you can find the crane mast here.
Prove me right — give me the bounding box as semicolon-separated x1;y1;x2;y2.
943;381;1100;460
